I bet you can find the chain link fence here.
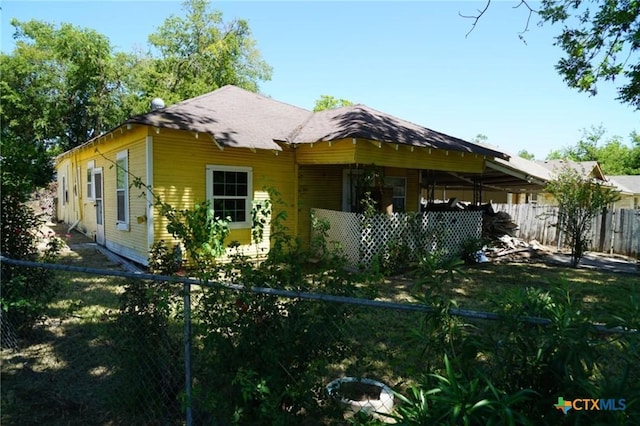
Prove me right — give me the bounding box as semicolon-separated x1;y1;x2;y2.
2;255;638;425
1;257;427;425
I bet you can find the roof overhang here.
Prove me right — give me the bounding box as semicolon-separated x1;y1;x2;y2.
486;160;547;187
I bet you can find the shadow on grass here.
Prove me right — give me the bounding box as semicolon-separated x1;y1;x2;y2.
2;318;120;425
2;304;184;425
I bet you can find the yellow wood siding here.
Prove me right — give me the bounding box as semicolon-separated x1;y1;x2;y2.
97;134;149;262
152;129;297;254
56;159;72;224
297;165;344;246
355;140;485;172
295;139;486;173
55;126;150;258
614;195;638;209
294;140;356;164
406;169;420;211
296;166;422;246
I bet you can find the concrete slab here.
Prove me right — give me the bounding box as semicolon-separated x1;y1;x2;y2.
545;252;639;275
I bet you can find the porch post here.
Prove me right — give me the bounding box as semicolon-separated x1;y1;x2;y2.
473;174;482;205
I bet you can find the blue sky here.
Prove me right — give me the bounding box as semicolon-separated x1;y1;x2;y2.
1;1;637;159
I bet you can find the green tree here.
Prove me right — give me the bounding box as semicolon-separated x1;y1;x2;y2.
545;126;640;175
597;133;640;174
518;149;535;160
539;0;640;109
464;1;640;109
0;19;132;152
628;130;640;173
141;0;272;105
471;133;489;144
546;165;619;267
313;95;354;111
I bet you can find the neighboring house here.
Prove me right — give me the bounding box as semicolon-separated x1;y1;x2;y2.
56;85;513;266
507;159;610;205
537;159;606;181
607;176;640;209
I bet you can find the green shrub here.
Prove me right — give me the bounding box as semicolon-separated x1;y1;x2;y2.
1;193;62;334
388;355;535;425
400;269;639;425
191;220;358;424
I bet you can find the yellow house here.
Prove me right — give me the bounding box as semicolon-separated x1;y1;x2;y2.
56;85;508;266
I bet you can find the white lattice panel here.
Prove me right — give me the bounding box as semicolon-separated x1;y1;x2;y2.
424;211;482;259
313;209;361;266
311;209;482;268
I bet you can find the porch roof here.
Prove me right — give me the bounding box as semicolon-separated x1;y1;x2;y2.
425;151;553;193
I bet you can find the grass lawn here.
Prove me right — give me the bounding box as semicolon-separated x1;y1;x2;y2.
1;232;128;425
339;259;639;402
2;232;638;424
377;260;638;320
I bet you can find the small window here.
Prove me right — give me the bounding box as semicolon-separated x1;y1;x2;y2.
206;165;252;228
386;176;406;212
61;176;68;206
116;151;129;230
86;160;95;200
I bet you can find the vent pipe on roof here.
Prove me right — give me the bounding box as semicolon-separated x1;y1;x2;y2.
150;98;165;110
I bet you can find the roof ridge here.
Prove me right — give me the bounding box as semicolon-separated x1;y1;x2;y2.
152;85;310;115
350;104;481;146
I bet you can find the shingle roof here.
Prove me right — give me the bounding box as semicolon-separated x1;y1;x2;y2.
124;86;508;159
537;159;605;180
607;176;640;194
289;104;508;159
125;85;312;151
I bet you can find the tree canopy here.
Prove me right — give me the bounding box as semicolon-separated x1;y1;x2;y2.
518;149;536;160
0;19;129;153
546;126;640;175
0;18;129;198
540;0;640;110
0;0;272;195
141;0;272;106
464;0;640;109
313;95;354;112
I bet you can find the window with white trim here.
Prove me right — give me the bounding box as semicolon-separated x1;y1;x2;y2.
386;176;407;212
116;151;129;230
206;165;252;228
86;160;95;200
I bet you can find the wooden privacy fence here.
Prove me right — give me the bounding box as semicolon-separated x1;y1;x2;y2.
492;204;640;258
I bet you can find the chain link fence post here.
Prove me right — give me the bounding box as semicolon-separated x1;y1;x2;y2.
183;281;193;426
